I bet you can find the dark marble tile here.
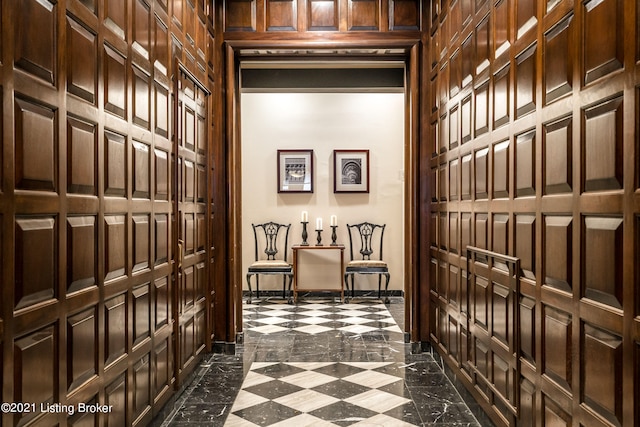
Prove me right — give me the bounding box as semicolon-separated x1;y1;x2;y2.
244;379;304;400
311;379;372;400
232;400;302;426
309;400;378;426
251;363;306;379
382;401;424;425
415;402;481;425
169;403;231;425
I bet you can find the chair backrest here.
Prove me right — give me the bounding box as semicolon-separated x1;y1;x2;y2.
346;222;386;261
252;222;291;262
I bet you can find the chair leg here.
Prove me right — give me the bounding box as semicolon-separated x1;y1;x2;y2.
256;275;260;299
344;273;349;302
287;274;294;304
384;272;390;304
246;274;253;304
351;275;355;299
377;275;382;300
282;275;286;300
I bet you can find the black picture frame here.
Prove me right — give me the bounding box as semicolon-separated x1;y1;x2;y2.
333;149;370;193
277;149;314;193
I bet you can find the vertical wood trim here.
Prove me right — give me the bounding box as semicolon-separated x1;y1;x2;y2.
226;43;242;342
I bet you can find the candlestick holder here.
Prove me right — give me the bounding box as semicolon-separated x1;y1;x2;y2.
330;225;338;246
315;229;323;246
300;221;309;246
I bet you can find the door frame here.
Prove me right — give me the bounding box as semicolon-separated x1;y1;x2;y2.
218;39;427;346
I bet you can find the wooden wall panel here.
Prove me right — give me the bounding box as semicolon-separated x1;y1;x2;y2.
267;0;297;30
2;1;214;424
428;0;639;424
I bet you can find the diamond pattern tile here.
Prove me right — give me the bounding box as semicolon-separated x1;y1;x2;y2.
160;299;483;427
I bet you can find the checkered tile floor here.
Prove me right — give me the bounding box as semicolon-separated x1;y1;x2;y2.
225;361;418;426
158;299;484;427
243;302;404;336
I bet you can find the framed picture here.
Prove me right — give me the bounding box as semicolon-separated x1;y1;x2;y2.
277;149;314;193
333;149;370;193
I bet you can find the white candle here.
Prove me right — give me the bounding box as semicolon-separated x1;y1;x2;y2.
330;215;337;226
301;211;308;222
316;218;322;230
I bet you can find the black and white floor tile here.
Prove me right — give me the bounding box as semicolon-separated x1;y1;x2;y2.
157;298;486;427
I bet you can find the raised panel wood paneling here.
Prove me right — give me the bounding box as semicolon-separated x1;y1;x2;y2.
582;216;623;308
67;216;97;292
133;215;150;272
309;0;339;30
155;277;169;328
475;148;488;199
15;97;57;192
104;0;127;38
3;2;214;425
543;15;573;104
582;0;623;84
15;217;56;310
582;96;623;192
493;140;509;198
133;284;151;346
104;44;127;118
155;214;169;265
429;0;638;423
133;354;151;421
543;116;572;194
390;0;420;30
348;0;378;30
155;148;169;200
105;130;127;197
544;216;572;292
519;296;535;364
267;0;297;30
106;374;127;426
105;215;127;281
66;15;97;103
67;117;97;195
450;159;459;200
133;141;151;198
493;0;510;58
15;0;56;84
105;294;126;366
13;326;56;426
226;0;257;31
515;215;535;279
133;0;151;58
493;64;510;128
133;67;151;129
515;44;536;119
475;80;489;135
582;323;622;425
515;130;535;197
543;305;572;390
516;0;537;38
476;14;490;73
67;307;98;391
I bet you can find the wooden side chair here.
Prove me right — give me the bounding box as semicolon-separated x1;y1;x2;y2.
344;222;390;303
246;221;293;303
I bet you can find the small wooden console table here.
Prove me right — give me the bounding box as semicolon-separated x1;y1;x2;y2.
292;244;345;302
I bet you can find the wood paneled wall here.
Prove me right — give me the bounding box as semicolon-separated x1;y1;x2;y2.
427;0;639;425
223;0;421;32
0;0;216;425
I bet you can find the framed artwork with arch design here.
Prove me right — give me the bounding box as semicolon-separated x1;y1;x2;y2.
334;149;369;193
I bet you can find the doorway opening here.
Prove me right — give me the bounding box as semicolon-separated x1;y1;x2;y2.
221;43;422;346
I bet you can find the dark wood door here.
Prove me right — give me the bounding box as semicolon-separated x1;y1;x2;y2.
174;65;209;385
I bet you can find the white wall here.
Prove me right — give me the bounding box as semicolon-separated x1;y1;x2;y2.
241;92;405;293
